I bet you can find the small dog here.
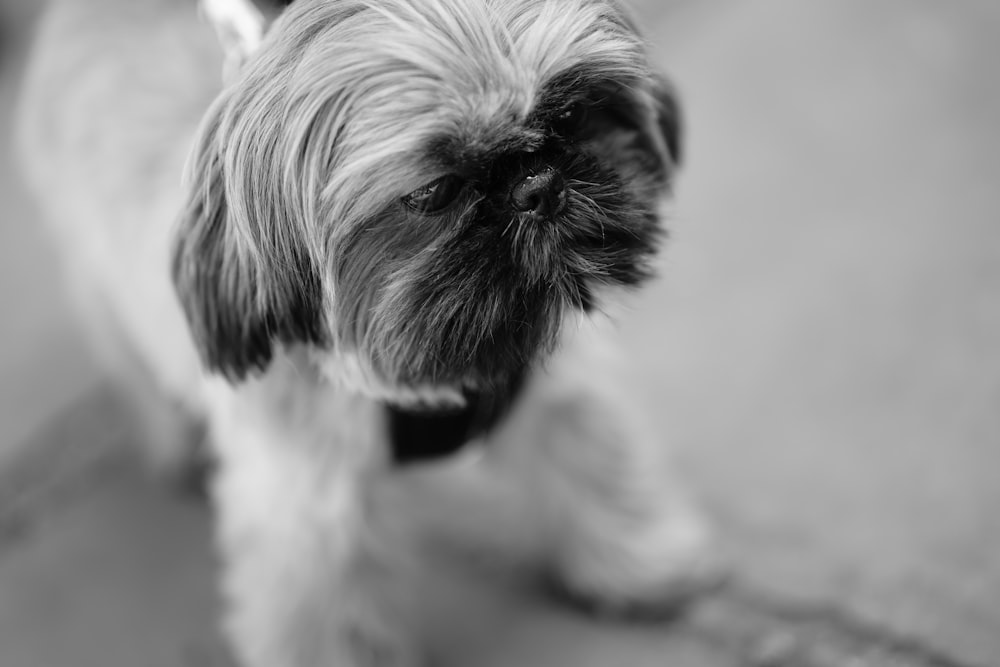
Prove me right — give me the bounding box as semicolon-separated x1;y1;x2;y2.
17;0;711;665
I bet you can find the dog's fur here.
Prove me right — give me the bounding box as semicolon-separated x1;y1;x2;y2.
17;1;711;665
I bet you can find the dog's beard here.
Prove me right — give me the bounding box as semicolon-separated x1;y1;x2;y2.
334;146;664;393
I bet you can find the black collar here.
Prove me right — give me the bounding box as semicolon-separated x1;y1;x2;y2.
385;371;527;465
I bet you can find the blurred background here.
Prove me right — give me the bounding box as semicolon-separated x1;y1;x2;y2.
1;1;998;666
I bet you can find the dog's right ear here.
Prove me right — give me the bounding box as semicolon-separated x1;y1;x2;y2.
650;73;683;168
172;94;327;382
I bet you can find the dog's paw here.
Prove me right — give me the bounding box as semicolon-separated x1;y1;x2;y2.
550;507;726;621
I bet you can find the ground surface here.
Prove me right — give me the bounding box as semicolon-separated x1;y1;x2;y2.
1;1;998;666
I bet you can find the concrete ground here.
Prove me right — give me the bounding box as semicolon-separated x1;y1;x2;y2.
1;1;998;666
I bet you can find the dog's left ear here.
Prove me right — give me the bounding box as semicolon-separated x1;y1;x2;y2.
172;89;327;382
650;73;683;168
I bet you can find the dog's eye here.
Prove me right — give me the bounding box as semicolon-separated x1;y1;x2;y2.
403;175;466;214
552;102;591;138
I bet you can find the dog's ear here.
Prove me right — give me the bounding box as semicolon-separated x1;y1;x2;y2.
172;92;327;382
605;2;683;167
650;73;683;168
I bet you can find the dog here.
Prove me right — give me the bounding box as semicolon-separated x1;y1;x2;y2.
17;0;712;665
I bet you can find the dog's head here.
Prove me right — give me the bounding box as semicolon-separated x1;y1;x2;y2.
174;0;681;400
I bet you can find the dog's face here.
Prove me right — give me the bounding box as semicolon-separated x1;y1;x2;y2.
174;0;681;399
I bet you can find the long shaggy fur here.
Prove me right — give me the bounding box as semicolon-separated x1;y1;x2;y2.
173;0;679;395
17;1;710;666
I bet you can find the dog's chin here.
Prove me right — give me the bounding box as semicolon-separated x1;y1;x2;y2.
375;300;561;397
365;261;578;392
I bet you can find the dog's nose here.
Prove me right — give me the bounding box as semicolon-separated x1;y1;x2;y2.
510;168;566;218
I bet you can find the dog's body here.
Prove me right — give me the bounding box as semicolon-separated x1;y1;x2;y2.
18;1;711;665
18;0;214;467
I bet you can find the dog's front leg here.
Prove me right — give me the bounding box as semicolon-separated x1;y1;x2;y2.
498;317;721;615
204;372;418;667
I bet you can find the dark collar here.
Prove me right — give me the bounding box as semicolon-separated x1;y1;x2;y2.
385;371;527;465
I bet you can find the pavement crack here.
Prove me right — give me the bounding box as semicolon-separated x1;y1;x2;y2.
681;580;987;667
